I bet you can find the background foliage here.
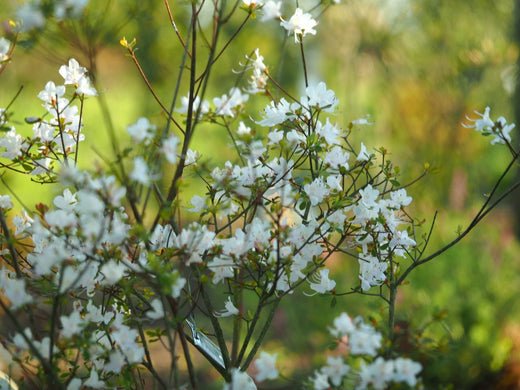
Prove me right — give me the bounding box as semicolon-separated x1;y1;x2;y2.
1;0;520;388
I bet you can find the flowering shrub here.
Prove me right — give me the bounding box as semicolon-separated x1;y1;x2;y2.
0;1;518;389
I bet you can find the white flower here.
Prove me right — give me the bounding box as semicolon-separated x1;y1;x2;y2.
316;118;341;145
304;178;329;206
45;209;76;229
0;195;13;210
208;257;235;284
171;275;186;298
185;149;199;165
268;129;284;144
358;357;394;390
150;224;175;249
83;370;105;389
257;98;294;127
321;356;350;386
349;321;382;356
105;350;125;373
0;108;6;127
281;130;302;149
357;142;371;161
392;358;422;386
76;75;97;96
100;260;127;285
0;37;11;62
464;106;494;132
261;1;282;22
324;146;349;169
32;122;54;142
13;328;33;350
464;107;515;145
0;129;25;159
127;117;156;143
326;175;342;191
130;157;153;186
38;81;66;104
329;312;355;338
280;8;318;43
16;2;45;32
111;325;144;364
0;271;32;309
31;158;52;176
176;95;210;116
237;121;251;136
76;190;104;215
351;115;372;126
59;59;87;85
224;369;257;390
359;184;379;209
389;230;416;257
54;0;89;20
254;351;279;382
84;301;114;324
188;195;206;213
146;299;164;320
67;378;82;390
214;87;249;117
359;255;388;291
243;0;263;7
305;82;337;112
389;188;412;208
492;116;515;145
60;309;84;338
53;189;77;211
162;135;179;164
311;371;330;390
214;297;239;317
13;210;33;234
309;269;336;294
174;223;216;263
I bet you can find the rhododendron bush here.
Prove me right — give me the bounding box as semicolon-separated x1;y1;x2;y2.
0;1;518;389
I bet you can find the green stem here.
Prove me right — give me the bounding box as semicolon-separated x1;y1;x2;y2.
387;283;397;357
240;299;280;370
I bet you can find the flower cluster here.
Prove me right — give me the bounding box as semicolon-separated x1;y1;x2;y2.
16;0;89;32
0;0;515;388
464;106;515;145
0;59;95;181
310;312;422;389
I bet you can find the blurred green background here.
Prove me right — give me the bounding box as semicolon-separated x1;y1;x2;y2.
2;0;520;388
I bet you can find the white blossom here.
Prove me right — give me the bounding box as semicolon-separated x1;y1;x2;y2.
304;178;329;206
305;82;337;112
357;142;371;161
214;297;239;317
254;351;279;382
127;117;156;142
321;356;350;386
59;59;87;85
309;269;336;294
329;312;355;338
261;1;282;22
0;129;25;159
281;8;318;43
224;369;257;390
0;195;13;210
162;135;179;163
0;38;11;62
257;98;294;127
130;156;153;186
16;2;45;31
